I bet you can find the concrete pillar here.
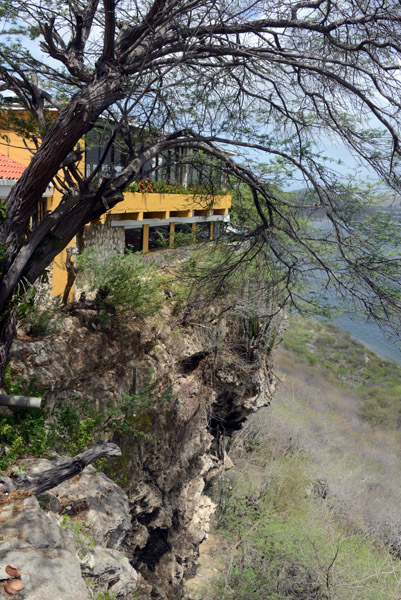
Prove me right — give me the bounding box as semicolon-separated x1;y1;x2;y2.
142;224;149;253
209;221;214;241
191;222;197;243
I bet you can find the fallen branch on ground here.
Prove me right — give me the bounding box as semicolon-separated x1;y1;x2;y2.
0;441;121;496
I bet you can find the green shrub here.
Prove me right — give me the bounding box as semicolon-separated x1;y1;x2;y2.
0;393;99;473
0;408;51;471
0;367;49;471
76;248;163;322
282;319;317;365
212;503;401;600
46;372;174;458
95;592;117;600
265;455;310;516
103;372;174;438
23;299;64;337
47;397;106;455
18;282;64;338
59;514;96;559
0;366;173;473
211;450;401;600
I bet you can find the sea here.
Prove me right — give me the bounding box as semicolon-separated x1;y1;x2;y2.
329;311;401;365
313;208;401;366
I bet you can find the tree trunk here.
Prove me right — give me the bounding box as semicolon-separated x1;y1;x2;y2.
0;76;126;318
0;309;17;385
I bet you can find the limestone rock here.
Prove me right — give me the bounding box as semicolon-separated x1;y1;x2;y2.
0;496;89;600
10;305;277;599
22;460;131;549
81;546;137;598
0;465;138;600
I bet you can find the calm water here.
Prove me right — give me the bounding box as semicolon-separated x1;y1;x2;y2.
331;312;401;365
310;215;401;366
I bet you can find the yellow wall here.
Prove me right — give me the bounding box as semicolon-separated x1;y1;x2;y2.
0;128;75;297
0;130;33;167
0;126;231;299
106;191;231;218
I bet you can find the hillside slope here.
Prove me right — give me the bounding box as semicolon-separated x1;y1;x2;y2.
188;319;401;600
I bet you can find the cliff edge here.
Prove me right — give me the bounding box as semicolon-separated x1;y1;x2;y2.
2;298;278;599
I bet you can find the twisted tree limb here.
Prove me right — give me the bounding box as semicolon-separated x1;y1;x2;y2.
1;441;121;496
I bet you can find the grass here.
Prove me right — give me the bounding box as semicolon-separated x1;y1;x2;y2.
210;434;401;600
282;316;401;427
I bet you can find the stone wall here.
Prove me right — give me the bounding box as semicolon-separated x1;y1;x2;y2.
75;219;126;298
78;218;125;262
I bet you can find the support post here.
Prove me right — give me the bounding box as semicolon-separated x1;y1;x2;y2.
209;221;214;241
142;224;149;253
169;222;175;248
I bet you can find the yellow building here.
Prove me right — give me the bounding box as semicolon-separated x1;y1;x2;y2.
0;120;231;298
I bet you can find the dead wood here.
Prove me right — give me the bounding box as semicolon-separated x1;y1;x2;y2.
8;441;121;496
63;288;116;315
62;247;77;305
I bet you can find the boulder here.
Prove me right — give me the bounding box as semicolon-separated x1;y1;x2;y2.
0;495;89;600
0;464;138;600
21;460;131;549
81;546;137;598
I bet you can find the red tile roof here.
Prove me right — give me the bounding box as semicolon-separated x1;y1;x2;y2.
0;152;25;180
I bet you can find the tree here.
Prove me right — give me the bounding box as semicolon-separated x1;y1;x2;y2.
0;0;401;380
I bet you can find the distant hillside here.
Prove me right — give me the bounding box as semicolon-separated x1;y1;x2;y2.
291;187;401;218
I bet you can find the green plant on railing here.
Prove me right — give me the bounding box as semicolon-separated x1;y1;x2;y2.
125;179;225;195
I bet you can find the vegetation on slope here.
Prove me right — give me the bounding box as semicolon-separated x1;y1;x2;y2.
283;317;401;427
0;244;279;474
211;455;401;599
205;317;401;600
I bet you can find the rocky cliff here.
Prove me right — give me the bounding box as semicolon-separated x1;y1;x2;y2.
2;301;277;599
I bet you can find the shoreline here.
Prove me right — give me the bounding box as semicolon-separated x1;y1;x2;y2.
331;313;401;365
